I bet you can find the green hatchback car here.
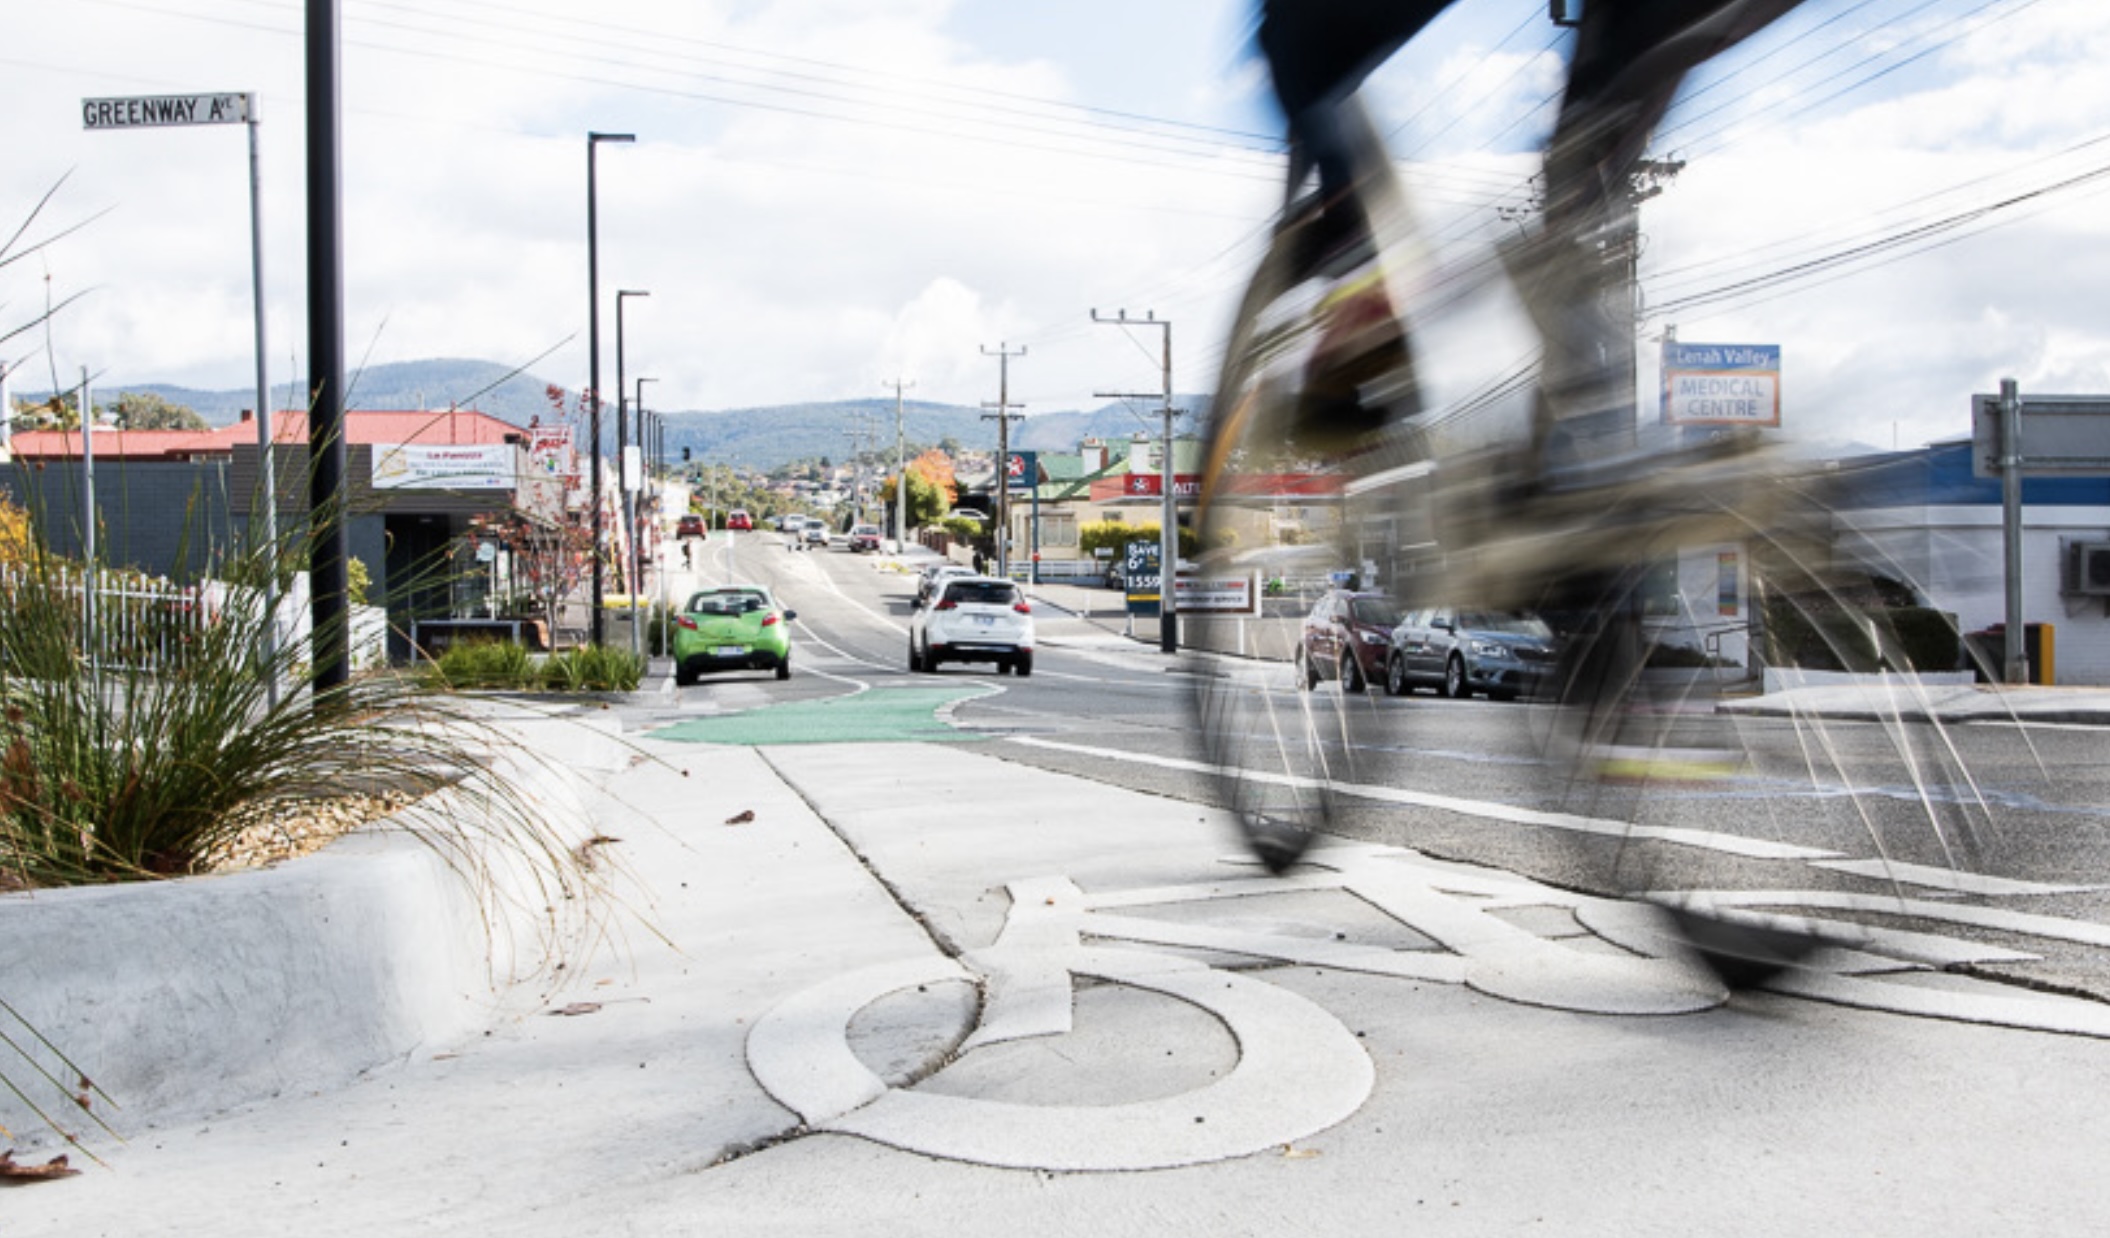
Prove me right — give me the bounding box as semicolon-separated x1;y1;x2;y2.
672;585;796;686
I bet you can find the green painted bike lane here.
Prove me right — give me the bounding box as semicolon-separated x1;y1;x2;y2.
651;685;996;745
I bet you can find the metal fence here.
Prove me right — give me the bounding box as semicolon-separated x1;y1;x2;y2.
0;564;221;675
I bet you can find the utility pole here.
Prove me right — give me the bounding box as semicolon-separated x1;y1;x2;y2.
885;377;914;550
1091;310;1178;654
980;344;1026;579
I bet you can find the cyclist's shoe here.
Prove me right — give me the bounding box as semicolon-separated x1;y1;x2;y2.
1242;815;1320;874
1288;261;1413;456
1664;905;1833;991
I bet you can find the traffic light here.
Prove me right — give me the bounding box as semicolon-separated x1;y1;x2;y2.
682;447;692;461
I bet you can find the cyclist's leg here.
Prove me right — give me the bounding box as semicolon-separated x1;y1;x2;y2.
1525;0;1809;467
1257;2;1454;444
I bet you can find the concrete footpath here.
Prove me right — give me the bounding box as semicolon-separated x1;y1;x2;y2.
10;696;2110;1235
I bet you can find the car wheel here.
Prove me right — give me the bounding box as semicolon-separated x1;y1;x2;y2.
1016;652;1033;678
921;642;940;672
776;656;791;681
1443;654;1470;699
675;665;697;688
1295;648;1319;691
1384;654;1408;697
908;638;923;673
1339;652;1366;693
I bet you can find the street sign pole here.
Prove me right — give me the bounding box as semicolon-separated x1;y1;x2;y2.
1999;378;2027;684
84;90;279;703
1971;383;2110;685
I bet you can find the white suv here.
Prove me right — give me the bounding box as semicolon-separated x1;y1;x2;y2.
909;576;1034;676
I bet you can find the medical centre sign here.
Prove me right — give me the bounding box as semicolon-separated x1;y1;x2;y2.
1662;342;1781;428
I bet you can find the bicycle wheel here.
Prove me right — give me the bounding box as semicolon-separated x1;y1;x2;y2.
1189;168;1430;872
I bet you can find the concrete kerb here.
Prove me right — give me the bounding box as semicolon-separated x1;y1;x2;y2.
1719;681;2110;725
0;706;630;1149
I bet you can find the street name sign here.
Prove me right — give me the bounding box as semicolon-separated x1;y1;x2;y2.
1971;393;2110;478
82;93;251;129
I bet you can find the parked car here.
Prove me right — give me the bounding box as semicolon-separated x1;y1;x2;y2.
726;510;754;531
849;524;883;553
909;575;1034;676
676;514;706;539
1385;607;1560;700
1295;589;1403;692
672;585;795;686
916;562;972;605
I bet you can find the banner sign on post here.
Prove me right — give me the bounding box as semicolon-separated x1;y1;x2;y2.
1174;573;1260;616
1005;451;1040;491
1123;540;1161;617
1662;342;1781;427
371;444;517;491
82;93;251;129
528;426;576;485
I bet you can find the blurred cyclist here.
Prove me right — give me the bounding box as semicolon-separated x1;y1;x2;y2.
1257;0;1805;441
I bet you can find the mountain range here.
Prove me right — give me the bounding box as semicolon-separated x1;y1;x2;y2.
65;358;1212;473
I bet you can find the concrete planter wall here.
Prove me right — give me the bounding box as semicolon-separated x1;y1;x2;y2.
0;711;628;1148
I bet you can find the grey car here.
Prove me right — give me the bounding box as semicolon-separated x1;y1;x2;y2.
1384;608;1561;700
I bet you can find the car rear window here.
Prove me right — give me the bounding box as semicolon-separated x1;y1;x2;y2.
945;582;1018;607
690;592;765;616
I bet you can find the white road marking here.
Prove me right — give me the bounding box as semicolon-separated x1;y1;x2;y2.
1808;858;2105;897
1003;735;1840;862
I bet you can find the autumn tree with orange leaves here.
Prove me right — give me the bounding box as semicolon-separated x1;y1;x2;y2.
884;448;956;529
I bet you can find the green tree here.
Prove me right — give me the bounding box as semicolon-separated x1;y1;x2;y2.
111;391;209;430
11;392;81;431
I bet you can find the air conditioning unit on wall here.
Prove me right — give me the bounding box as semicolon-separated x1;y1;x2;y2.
2065;541;2110;596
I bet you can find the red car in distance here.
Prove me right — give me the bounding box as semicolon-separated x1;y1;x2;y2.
727;510;754;531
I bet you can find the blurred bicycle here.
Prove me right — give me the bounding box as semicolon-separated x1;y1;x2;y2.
1185;0;1958;987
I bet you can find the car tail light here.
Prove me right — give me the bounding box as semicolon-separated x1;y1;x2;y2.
676;615;697;630
935;599;957;610
761;613;780;627
1014;601;1031;614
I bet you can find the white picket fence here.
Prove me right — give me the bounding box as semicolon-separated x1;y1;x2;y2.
0;566;387;677
0;563;219;674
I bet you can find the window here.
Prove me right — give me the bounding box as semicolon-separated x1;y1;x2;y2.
947;581;1020;607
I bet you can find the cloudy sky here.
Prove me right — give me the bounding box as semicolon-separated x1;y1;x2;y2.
5;0;2107;452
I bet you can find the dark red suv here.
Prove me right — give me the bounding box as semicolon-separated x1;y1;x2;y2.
1296;589;1402;692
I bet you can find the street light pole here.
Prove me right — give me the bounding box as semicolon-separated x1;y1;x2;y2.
1091;309;1178;654
980;345;1026;579
615;288;649;657
886;378;913;551
636;374;659;658
585;130;634;647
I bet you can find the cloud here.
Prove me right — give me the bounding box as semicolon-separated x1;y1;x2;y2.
3;0;2102;463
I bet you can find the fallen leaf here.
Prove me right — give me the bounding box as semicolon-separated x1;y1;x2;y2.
0;1150;80;1182
548;1002;603;1017
1281;1145;1322;1160
725;810;755;825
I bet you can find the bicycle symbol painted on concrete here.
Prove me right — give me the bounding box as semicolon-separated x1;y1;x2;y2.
747;843;2110;1172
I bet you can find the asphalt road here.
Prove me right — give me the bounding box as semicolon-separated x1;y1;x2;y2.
650;532;2110;1000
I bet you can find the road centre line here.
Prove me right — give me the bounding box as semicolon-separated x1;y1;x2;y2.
1002;735;1841;863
